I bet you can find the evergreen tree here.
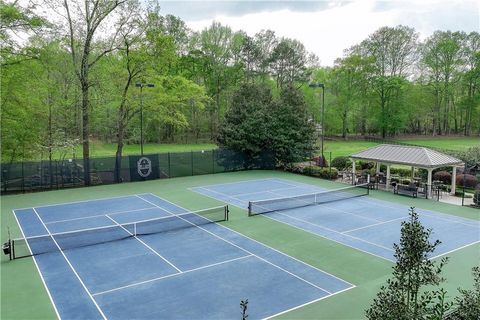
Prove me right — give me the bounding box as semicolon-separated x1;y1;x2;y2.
269;85;316;166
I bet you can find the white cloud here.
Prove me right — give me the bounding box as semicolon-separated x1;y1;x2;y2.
185;0;479;66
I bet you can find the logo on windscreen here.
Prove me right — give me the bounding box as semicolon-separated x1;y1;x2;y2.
137;157;152;177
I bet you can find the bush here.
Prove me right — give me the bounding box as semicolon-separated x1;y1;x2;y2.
331;156;351;170
455;190;473;198
390;167;412;177
303;166;338;180
433;171;452;184
456;174;478;188
358;161;374;170
474;190;480;205
401;179;411;185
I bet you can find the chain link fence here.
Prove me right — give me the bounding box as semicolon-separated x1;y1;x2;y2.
1;149;275;194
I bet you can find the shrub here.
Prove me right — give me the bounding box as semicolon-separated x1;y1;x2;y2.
433;171;452;184
358;161;374;170
456;174;478;188
474;190;480;205
390;167;412;177
331;156;351;170
455;190;473;198
401;179;411;185
302;166;338;179
318;167;338;180
303;166;321;176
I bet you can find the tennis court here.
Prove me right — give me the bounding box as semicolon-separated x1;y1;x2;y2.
12;193;353;319
192;178;480;262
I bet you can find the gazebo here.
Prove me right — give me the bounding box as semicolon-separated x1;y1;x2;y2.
350;144;464;197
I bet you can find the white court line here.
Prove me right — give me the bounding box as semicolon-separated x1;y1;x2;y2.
269;210;395;252
193;189;395;263
45;206;158;225
143;193;355;288
31;208;108;320
189;177;282;189
136;195;334;294
264;285;355;320
93;254;253;296
354;195;479;228
342;216;408;234
225;185;307;197
13;210;61;320
266;189;380;224
431;240;480;260
193;186;249;206
104;215;182;273
15;194;139;210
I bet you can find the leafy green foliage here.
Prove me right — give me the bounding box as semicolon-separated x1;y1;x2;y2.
217;84;316;166
366;207;450;320
303;166;338;179
269;85;316;166
331;156;351;170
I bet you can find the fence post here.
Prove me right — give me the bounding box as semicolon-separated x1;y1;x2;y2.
167;153;171;178
212;149;215;174
21;161;25;193
2;166;6;193
191;151;194;176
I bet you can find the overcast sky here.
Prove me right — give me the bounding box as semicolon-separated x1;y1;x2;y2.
159;0;480;66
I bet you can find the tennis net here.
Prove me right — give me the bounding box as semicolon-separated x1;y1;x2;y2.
9;205;228;260
248;184;369;216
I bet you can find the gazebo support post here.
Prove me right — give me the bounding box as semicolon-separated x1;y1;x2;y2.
451;166;456;195
386;165;391;190
411;166;415;179
427;168;433;198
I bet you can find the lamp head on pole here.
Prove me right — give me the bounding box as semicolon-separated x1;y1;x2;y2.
308;83;325;89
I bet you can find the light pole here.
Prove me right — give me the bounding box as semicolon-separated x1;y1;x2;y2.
309;83;325;165
136;82;155;155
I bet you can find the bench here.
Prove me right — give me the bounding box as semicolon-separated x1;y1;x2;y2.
393;183;418;198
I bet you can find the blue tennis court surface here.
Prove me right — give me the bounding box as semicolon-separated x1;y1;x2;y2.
14;193;353;319
192;178;480;262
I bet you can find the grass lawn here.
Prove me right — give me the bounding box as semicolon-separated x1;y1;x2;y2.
398;137;480;151
22;136;479;161
321;137;479;159
49;142;218;159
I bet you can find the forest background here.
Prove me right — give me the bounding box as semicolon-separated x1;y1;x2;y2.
1;0;479;164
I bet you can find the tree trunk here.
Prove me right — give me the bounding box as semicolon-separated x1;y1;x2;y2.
81;82;90;186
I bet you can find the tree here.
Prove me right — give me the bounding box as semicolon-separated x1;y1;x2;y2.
353;25;418;137
217;83;271;158
332;54;374;138
0;0;49;65
60;0;130;185
269;85;316;166
422;31;465;135
269;38;311;89
366;207;450;320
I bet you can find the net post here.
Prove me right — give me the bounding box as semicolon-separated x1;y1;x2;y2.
225;205;229;221
134;223;137;236
8;239;12;261
247;202;252;217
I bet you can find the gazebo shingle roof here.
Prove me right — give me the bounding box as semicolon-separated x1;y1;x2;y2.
350;144;463;168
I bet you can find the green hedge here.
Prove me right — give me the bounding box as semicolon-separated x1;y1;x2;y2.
303;166;339;180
